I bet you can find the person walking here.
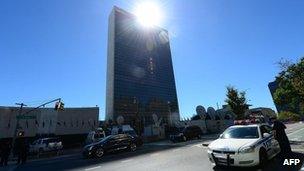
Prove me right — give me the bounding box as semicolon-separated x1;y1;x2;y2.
271;117;292;156
0;141;11;166
0;142;3;166
16;138;28;164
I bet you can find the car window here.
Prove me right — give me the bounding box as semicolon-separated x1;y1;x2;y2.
260;125;272;136
222;127;259;139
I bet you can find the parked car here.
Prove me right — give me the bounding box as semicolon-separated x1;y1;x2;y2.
83;134;139;158
111;125;143;146
170;125;203;142
207;124;280;167
29;138;63;154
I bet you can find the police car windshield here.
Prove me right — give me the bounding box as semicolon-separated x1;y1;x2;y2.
221;127;259;139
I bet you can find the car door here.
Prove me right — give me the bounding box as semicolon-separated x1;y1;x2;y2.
260;125;274;156
105;136;120;152
265;125;280;155
119;135;131;150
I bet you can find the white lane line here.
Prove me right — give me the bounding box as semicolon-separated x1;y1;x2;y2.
150;153;160;157
192;144;203;148
121;159;133;163
85;166;101;171
288;127;304;136
291;149;304;152
172;148;180;152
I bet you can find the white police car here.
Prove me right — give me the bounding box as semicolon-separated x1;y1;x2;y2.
207;124;280;167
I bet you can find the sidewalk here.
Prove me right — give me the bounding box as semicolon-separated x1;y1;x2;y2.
145;133;219;147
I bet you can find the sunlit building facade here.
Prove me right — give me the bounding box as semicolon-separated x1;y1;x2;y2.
106;6;180;131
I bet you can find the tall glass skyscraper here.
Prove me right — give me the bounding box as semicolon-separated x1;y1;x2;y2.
106;6;179;131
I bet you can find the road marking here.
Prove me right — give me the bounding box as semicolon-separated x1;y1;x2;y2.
121;159;133;163
288;127;304;136
85;166;101;171
193;144;203;147
290;137;300;141
150;153;160;157
172;148;180;152
291;149;304;152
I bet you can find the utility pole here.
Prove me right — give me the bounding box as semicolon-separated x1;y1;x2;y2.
11;103;27;159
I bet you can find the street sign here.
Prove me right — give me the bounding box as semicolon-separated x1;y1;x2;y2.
16;115;36;119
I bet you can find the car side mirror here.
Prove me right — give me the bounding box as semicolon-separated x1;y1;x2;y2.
263;133;270;138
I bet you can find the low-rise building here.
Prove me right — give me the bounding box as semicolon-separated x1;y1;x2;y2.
0;106;99;139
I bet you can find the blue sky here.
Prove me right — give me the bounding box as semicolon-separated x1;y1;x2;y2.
1;0;303;120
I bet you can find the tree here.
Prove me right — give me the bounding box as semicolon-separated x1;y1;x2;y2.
274;57;304;115
225;86;249;119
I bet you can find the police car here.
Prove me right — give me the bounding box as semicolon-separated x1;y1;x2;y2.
207;124;280;167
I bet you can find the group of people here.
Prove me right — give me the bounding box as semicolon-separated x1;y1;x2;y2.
0;138;29;167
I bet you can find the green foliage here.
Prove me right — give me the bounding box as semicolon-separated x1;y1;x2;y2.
274;57;304;115
225;86;248;119
278;111;301;121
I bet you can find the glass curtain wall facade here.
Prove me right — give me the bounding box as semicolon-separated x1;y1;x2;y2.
106;6;179;132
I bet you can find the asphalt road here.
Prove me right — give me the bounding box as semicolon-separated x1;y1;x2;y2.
2;122;304;171
7;140;303;171
288;122;304;142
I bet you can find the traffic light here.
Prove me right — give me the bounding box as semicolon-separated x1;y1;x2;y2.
17;130;25;137
59;102;64;110
55;101;64;111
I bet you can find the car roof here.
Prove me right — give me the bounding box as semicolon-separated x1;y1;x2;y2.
38;138;59;140
229;123;269;128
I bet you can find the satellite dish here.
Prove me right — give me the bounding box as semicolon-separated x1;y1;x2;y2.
216;109;225;119
116;115;124;125
196;105;206;115
207;107;216;120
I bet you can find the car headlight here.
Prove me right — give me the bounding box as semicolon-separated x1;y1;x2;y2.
207;147;212;152
239;146;255;153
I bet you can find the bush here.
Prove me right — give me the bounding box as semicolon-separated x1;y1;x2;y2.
278;111;301;121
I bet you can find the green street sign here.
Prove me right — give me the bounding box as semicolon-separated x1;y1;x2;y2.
16;115;36;119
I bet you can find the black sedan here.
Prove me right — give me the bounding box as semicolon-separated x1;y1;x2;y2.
83;134;139;158
170;125;203;142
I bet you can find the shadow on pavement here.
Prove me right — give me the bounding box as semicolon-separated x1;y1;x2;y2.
13;139;210;171
213;152;304;171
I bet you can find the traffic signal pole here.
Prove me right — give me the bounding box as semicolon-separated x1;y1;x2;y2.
10;98;62;160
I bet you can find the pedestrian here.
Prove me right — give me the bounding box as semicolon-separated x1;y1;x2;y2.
0;141;11;166
271;117;292;156
0;142;3;166
16;138;28;164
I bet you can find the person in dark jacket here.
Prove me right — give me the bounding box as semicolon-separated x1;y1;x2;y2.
271;117;291;155
0;141;11;166
16;138;28;164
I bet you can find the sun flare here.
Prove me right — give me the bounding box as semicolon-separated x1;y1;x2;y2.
134;2;163;27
